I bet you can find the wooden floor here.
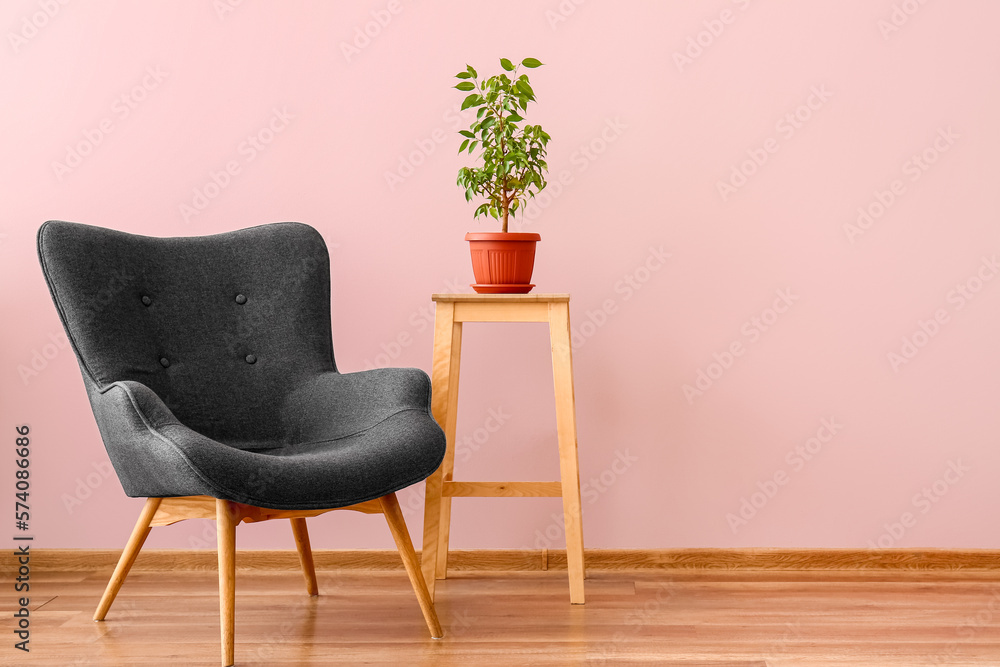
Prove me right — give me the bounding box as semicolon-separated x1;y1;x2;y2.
11;567;1000;665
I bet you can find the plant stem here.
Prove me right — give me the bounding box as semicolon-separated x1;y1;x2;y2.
497;94;509;233
502;190;509;233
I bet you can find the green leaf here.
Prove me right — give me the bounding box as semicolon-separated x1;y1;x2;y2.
468;140;479;154
459;130;475;138
500;58;515;71
522;58;543;68
461;93;482;110
455;81;475;91
456;71;472;79
459;138;469;153
516;80;534;97
507;113;523;123
466;64;477;78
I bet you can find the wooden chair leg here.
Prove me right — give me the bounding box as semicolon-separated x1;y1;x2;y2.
380;493;443;638
94;497;162;621
217;499;239;667
289;517;319;596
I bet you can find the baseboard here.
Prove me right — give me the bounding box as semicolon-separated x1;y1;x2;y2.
11;548;1000;574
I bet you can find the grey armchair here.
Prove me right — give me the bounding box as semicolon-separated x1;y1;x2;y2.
37;220;446;665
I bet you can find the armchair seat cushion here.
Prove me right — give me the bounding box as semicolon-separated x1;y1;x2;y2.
163;397;446;510
92;368;445;510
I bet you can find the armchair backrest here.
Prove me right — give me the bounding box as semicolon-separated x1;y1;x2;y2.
37;221;336;448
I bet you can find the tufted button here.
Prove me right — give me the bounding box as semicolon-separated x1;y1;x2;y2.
245;354;257;364
159;357;170;368
141;296;152;306
235;294;247;305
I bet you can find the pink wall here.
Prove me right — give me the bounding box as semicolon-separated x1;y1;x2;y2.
2;1;999;551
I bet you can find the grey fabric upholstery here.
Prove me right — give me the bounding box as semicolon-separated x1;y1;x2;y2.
38;221;445;509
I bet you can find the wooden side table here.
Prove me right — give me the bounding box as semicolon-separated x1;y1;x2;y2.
420;293;586;604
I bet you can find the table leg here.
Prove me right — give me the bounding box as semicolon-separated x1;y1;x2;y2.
548;301;586;604
422;302;463;599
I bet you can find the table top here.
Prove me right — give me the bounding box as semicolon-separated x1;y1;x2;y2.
432;293;570;303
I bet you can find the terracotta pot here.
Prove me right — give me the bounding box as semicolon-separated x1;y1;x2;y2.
465;232;540;294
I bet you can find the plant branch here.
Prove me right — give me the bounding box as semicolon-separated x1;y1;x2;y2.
456;58;548;233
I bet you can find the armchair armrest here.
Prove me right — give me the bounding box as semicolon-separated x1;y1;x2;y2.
85;378;215;498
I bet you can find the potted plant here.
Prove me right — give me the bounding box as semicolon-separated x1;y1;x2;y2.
455;57;551;294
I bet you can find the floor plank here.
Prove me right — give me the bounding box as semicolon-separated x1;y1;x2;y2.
10;568;1000;665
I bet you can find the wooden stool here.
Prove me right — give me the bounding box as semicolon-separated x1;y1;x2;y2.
420;293;585;604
